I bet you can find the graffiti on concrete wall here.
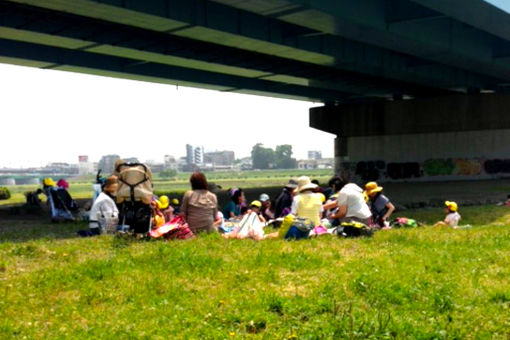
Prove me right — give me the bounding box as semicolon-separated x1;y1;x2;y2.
342;158;508;181
484;159;510;174
453;159;482;176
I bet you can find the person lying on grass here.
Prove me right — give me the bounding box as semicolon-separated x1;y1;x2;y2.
223;200;277;240
434;201;461;228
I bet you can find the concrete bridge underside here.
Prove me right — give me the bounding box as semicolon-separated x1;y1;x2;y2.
1;0;510;180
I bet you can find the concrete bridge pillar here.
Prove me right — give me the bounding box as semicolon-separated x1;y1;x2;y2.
311;94;510;181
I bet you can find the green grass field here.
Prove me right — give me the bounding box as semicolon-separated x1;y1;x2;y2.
0;205;509;339
0;169;332;206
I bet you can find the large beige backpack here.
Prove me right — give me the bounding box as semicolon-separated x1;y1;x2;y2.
115;163;153;204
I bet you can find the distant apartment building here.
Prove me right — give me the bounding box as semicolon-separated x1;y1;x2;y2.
164;155;177;170
43;162;79;175
308;151;322;160
185;144;204;166
98;154;120;174
298;158;334;170
204;151;235;169
78;155;95;175
238;157;253;170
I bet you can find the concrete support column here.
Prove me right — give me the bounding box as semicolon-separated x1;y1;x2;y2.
334;136;348;175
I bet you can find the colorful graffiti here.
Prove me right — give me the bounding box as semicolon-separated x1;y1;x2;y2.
343;158;509;181
453;159;482;176
423;159;455;176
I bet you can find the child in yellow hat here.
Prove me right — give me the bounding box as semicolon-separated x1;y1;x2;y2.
434;201;461;228
364;182;395;228
156;195;174;223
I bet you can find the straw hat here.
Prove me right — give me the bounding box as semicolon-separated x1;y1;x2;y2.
296;176;318;193
104;176;118;188
364;181;383;196
285;179;298;189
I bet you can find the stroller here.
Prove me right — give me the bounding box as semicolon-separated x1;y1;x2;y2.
115;163;154;234
42;178;78;222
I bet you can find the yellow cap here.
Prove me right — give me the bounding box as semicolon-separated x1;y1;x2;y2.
157;195;169;209
43;178;56;187
250;200;262;208
171;198;179;205
445;201;458;212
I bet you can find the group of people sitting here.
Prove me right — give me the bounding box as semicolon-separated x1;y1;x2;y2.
38;160;462;239
101;170;460;241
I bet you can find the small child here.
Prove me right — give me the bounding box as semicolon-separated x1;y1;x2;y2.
223;200;267;240
156;195;174;223
171;198;180;215
435;201;461;228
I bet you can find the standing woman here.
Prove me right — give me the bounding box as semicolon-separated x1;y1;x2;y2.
181;172;218;233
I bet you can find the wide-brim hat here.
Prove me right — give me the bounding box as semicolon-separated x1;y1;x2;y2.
285;179;298;189
365;181;383;196
296;176;318;193
104;175;118;188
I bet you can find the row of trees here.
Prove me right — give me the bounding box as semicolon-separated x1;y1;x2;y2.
251;143;297;169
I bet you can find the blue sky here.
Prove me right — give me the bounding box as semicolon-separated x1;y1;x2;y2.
485;0;510;12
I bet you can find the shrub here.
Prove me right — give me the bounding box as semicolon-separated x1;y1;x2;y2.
0;186;11;200
159;169;177;178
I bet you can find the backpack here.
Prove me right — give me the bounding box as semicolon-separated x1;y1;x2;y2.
115;163;153;204
293;217;315;233
338;221;373;238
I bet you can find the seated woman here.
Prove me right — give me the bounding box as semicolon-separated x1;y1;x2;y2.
259;193;275;221
181;172;218;234
284;176;323;239
89;176;119;235
329;178;372;225
222;188;245;220
364;182;395;228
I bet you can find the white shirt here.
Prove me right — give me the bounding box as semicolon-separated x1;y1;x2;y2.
444;212;461;227
337;183;372;219
237;212;265;239
89;192;119;229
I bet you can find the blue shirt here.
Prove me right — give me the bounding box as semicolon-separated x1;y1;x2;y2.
222;201;240;219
